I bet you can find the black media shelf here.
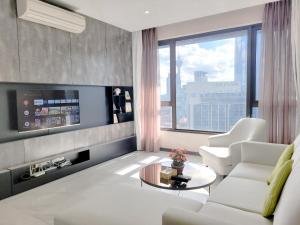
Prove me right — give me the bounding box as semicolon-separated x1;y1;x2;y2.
5;136;136;198
10;149;91;195
0;170;11;200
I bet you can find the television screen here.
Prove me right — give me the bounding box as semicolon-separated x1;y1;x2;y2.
17;90;80;132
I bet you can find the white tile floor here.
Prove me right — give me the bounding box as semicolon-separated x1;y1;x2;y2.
0;151;220;225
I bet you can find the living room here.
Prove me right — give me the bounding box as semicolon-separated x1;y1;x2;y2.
0;0;299;224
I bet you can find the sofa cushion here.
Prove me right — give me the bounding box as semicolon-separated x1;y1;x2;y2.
54;185;202;225
208;177;268;214
273;161;300;225
262;160;293;217
229;163;274;182
267;144;294;184
199;202;272;225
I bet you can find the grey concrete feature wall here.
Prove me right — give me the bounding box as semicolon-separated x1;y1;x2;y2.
70;17;106;85
18;20;72;84
0;0;133;86
106;24;133;86
0;0;134;170
0;0;20;82
0;141;25;170
0;122;134;169
23;122;134;162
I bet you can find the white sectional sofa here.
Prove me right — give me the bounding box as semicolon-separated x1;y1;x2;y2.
164;140;300;225
54;137;300;225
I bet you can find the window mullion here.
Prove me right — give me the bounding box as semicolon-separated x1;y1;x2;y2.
170;40;177;130
248;25;261;117
246;27;253;118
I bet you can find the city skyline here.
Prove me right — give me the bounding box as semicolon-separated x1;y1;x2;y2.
159;32;249;132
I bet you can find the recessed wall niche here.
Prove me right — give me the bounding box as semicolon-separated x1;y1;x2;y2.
0;83;133;144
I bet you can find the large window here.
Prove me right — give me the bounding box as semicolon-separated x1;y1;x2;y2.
159;25;262;132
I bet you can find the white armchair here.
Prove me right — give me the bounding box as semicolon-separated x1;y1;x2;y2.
199;118;267;175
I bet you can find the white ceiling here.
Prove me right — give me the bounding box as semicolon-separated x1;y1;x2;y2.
46;0;277;32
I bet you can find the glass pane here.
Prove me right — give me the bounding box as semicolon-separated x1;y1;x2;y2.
252;107;259;118
255;30;262;101
159;45;171;101
160;106;172;128
176;30;248;132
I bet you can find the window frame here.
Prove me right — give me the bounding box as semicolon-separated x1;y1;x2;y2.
159;24;262;133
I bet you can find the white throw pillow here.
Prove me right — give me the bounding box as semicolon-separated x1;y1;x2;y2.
273;161;300;225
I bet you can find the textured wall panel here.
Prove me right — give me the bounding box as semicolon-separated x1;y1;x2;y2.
71;17;106;85
74;121;134;149
18;20;71;84
111;121;135;140
0;0;20;82
24;132;75;162
106;25;133;86
73;126;107;149
0;141;25;170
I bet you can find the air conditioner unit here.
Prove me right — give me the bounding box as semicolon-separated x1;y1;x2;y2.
17;0;86;33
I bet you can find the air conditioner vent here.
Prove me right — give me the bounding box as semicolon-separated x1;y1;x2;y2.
17;0;86;33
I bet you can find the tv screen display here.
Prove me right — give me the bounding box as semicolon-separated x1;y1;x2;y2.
17;90;80;132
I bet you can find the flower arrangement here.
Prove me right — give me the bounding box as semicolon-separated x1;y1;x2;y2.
169;148;187;168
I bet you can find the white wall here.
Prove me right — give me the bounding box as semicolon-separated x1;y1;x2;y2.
158;5;265;152
157;5;264;40
160;131;210;152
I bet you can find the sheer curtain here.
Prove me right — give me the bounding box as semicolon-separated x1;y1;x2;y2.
132;31;143;150
259;0;296;144
292;0;300;136
140;28;160;152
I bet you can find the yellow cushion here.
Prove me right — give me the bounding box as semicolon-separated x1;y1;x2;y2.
262;159;293;217
267;144;294;185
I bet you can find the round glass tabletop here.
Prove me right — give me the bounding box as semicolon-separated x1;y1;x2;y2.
139;161;217;190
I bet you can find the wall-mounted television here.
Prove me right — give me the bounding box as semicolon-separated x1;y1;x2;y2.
17;90;80;132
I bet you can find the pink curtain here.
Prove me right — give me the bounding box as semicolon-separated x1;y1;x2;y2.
140;28;160;152
259;0;296;144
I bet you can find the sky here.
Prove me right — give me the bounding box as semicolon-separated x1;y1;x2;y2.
159;35;247;96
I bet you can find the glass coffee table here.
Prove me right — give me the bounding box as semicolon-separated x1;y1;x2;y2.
139;161;217;193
